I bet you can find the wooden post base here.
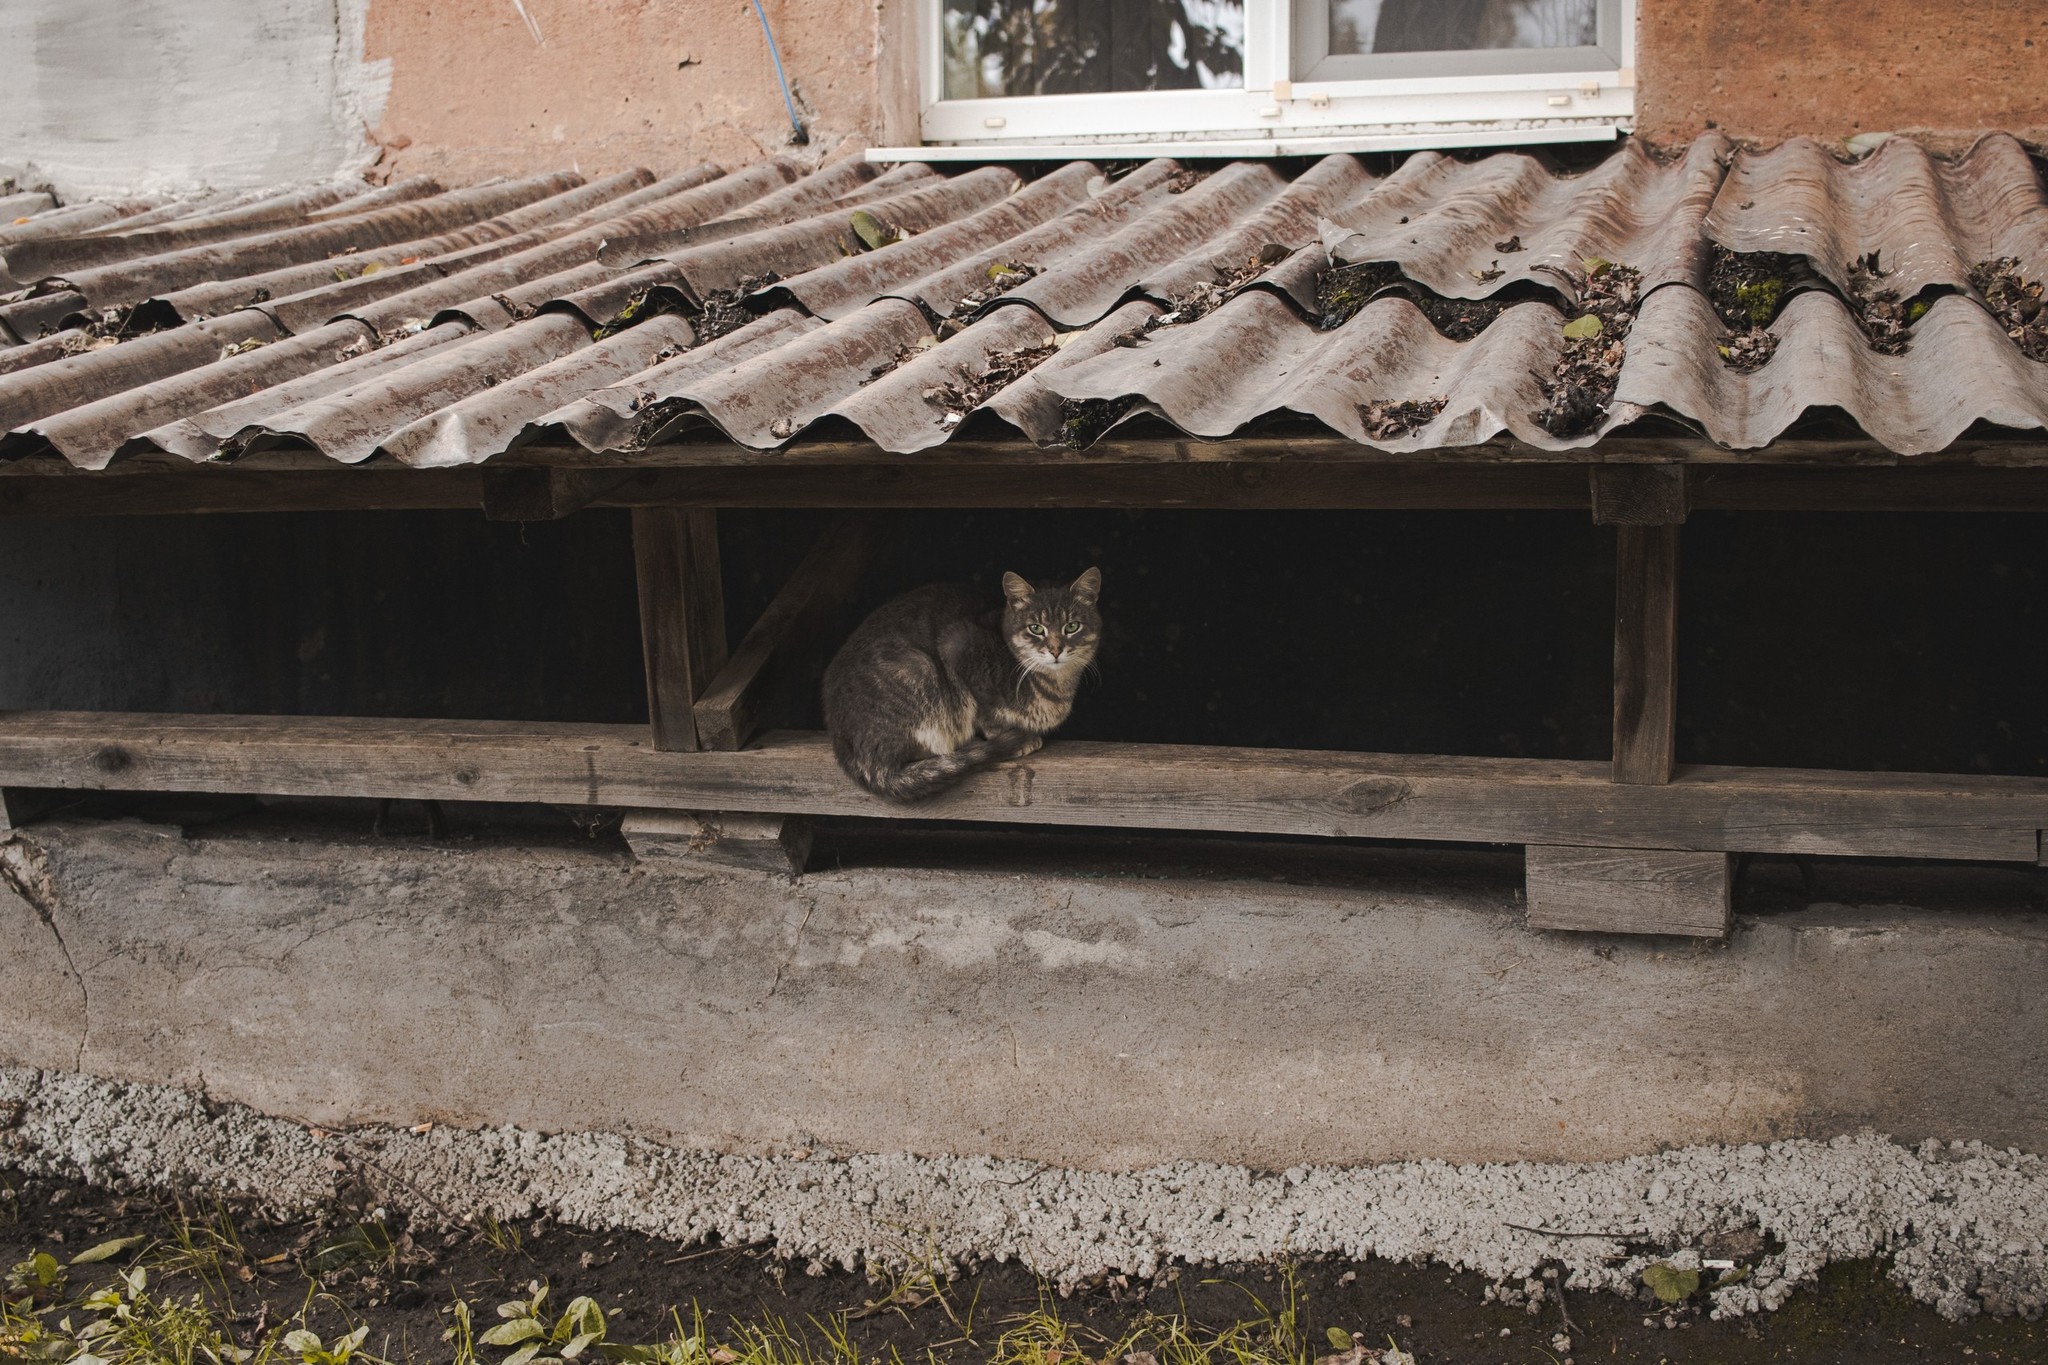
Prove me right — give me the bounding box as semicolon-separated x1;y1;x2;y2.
1526;844;1732;938
622;810;812;878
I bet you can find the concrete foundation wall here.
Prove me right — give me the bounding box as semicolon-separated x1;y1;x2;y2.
3;814;2043;1168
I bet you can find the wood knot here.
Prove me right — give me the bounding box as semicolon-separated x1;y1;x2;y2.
1332;776;1411;816
453;767;480;787
90;745;132;774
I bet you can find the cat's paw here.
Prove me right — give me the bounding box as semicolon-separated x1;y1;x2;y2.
1006;733;1045;759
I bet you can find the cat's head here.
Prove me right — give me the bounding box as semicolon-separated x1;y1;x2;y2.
1000;568;1102;675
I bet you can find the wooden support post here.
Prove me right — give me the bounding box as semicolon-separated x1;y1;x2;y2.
1526;845;1733;938
631;508;728;752
693;513;877;752
1612;523;1680;784
1596;466;1687;787
621;809;812;878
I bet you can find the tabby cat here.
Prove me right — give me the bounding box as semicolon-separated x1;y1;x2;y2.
822;569;1102;802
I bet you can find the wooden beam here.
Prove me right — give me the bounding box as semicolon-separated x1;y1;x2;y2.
1;712;2042;863
491;435;2048;470
1525;845;1733;938
592;463;1590;510
1591;463;1688;525
0;469;482;516
10;458;2048;519
480;468;636;522
1612;523;1680;785
631;508;727;752
693;513;877;751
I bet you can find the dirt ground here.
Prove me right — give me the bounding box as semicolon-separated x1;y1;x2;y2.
2;1171;2042;1365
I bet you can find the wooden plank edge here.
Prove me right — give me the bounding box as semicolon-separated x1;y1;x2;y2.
1526;845;1732;938
0;714;2041;863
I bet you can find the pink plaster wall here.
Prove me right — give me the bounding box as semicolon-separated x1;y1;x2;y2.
363;0;912;183
361;0;2048;182
1636;0;2048;149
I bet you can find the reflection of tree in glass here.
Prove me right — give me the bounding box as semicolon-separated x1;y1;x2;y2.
943;0;1245;100
1330;0;1596;54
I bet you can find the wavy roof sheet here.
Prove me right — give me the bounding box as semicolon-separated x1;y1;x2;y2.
3;133;2047;473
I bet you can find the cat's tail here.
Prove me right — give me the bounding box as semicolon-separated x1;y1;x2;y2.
842;737;1006;804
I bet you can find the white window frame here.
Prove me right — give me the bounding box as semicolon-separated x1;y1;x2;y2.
871;0;1634;161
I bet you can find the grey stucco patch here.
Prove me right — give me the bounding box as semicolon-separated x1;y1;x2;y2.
0;0;389;197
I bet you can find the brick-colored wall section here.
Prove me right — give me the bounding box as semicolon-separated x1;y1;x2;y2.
1638;0;2048;149
364;0;900;183
361;0;2047;178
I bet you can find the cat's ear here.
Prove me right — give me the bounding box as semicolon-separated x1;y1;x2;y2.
1001;571;1034;605
1069;567;1102;605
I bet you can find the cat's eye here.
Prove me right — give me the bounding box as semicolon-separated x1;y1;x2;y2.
1063;622;1082;635
1026;624;1046;637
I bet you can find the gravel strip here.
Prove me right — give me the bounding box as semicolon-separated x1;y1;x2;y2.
2;1066;2042;1321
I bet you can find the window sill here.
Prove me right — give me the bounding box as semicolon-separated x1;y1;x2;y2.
868;118;1626;162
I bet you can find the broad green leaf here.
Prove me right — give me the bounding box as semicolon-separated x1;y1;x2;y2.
850;210;895;250
482;1320;546;1347
500;1302;532;1320
1582;256;1613;277
338;1326;370;1352
562;1332;601;1359
70;1236;146;1266
284;1331;323;1354
1642;1261;1700;1304
1324;1328;1353;1350
1561;314;1604;341
505;1343;544;1365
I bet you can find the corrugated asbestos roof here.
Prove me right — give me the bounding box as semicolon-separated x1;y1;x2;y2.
3;132;2047;470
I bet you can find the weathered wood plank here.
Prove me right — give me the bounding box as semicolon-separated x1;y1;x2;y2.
0;712;2041;862
1591;464;1688;525
593;463;1590;510
0;469;482;516
480;468;637;521
693;513;876;752
631;508;728;752
10;459;2048;518
1526;845;1733;937
490;435;2048;470
621;809;812;877
1613;523;1680;786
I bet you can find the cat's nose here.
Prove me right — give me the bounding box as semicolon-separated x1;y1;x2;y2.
1047;640;1063;658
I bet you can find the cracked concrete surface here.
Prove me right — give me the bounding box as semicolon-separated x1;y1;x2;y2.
1;813;2045;1321
0;1067;2043;1322
1;815;2046;1165
0;836;87;1072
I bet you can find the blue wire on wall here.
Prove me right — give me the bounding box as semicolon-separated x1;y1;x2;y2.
749;0;810;146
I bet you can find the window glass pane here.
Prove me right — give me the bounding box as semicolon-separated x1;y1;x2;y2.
1328;0;1595;54
942;1;1245;99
